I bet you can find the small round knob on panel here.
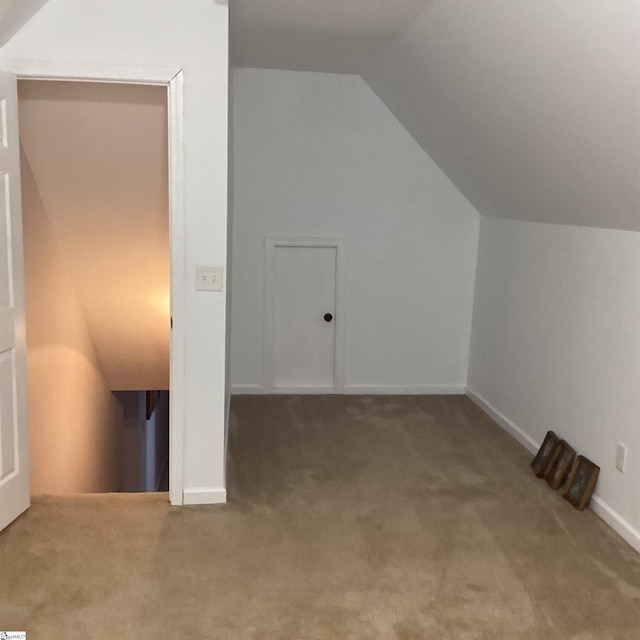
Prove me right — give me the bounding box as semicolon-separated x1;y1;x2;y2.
324;313;333;323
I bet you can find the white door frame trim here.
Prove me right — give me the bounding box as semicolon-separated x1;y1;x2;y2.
2;61;186;505
263;237;346;394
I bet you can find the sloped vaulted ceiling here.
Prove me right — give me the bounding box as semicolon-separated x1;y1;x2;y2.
231;0;430;73
0;0;49;48
232;0;640;232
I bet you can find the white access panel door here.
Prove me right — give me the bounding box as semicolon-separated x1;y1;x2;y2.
271;245;337;390
0;72;30;532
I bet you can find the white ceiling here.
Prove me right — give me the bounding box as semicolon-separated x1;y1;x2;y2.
0;0;48;48
232;0;640;232
19;80;170;390
230;0;431;73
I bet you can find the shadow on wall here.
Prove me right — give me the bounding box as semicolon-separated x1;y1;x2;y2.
27;347;123;494
22;152;126;495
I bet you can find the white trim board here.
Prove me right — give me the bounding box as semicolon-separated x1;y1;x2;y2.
167;69;186;506
183;487;227;506
465;387;539;454
236;387;340;395
591;497;640;553
466;386;640;554
344;384;466;395
2;61;186;506
231;384;264;395
6;61;181;85
231;384;467;395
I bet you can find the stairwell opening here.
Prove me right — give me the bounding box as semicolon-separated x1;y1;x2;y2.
18;79;171;495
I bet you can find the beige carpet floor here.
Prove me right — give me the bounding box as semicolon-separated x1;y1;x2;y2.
1;395;639;639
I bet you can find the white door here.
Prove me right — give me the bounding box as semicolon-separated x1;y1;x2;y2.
270;245;337;390
0;72;29;532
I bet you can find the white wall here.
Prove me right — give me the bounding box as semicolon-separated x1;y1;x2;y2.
231;68;480;392
0;0;229;502
22;156;123;494
468;216;640;549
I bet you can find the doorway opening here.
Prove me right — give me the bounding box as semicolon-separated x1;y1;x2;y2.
18;79;171;495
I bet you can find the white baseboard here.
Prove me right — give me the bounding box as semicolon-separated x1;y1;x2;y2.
231;384;264;394
466;386;640;555
267;387;337;394
231;384;467;395
466;386;538;454
183;487;227;505
232;385;334;394
591;496;640;553
343;384;466;395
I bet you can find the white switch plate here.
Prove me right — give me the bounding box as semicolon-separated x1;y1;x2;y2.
196;265;224;291
616;442;628;473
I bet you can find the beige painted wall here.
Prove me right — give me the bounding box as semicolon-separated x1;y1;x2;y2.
18;80;169;391
22;154;123;494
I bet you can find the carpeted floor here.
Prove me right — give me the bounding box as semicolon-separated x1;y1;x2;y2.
1;395;639;639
